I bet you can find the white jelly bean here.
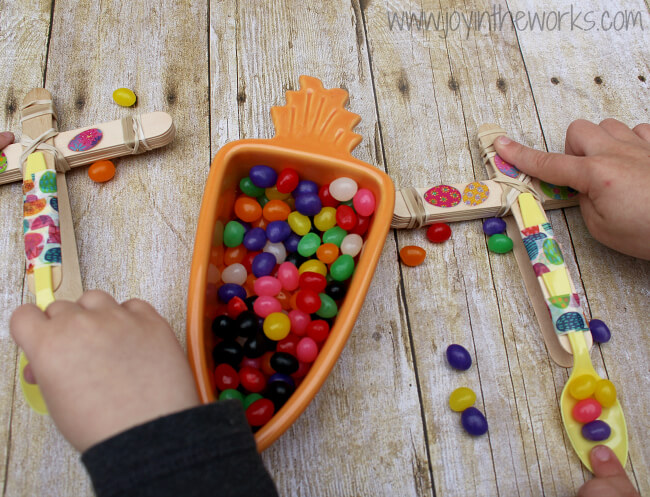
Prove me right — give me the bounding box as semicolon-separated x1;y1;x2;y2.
264;241;287;264
329;177;358;202
340;234;363;257
221;263;247;285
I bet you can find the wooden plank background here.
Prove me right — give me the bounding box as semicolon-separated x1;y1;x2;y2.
1;1;648;496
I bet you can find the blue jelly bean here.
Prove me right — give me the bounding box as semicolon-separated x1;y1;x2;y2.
294;193;322;216
218;283;247;303
294;180;319;196
446;344;472;371
266;220;292;243
284;233;301;253
482;217;507;236
589;319;611;343
461;407;488;436
249;165;278;188
243;227;267;251
582;420;611;441
268;372;295;387
252;252;277;277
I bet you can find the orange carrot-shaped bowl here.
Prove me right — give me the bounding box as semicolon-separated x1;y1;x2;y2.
187;76;395;450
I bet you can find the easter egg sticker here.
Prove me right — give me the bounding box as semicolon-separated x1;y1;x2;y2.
494;154;520;178
556;312;587;332
462;181;490;206
68;128;103;152
543;238;564;265
38;170;57;193
424;184;461;208
540;181;578;200
0;151;7;173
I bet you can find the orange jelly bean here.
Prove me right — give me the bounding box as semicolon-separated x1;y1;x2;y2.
234;196;262;222
263;199;291;221
88;159;116;183
316;243;339;264
400;245;426;266
223;245;247;265
209;246;224;266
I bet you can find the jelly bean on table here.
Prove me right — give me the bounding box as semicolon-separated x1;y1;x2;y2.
399;246;426;267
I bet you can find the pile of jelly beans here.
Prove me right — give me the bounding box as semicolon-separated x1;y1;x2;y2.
446;344;488;436
207;165;376;430
483;217;513;254
569;374;617;442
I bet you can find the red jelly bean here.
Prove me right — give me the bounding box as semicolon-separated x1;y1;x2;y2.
319;184;339;208
277;334;300;357
296;289;321;314
246;398;275;427
351;214;370;236
288;309;311;336
227;296;247;318
239;366;266;393
426;223;452;243
336;205;357;231
572;398;602;424
307;319;330;342
214;363;239;391
296;337;319;363
299;272;327;293
291;360;311;380
276;168;300;193
241;251;261;273
240;357;262;369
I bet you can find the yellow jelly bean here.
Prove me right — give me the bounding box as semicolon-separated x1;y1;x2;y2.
594;379;617;408
288;211;311;236
449;387;476;412
569;374;597;400
265;186;290;200
112;87;137;107
263;312;291;341
299;259;327;277
314;207;337;232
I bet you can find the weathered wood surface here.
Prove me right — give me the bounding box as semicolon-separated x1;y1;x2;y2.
1;1;648;496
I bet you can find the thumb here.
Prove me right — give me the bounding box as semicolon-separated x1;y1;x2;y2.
9;303;48;359
590;445;626;478
493;135;589;193
0;131;14;149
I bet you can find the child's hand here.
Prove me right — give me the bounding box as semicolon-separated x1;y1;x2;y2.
577;445;640;497
0;131;14;148
493;119;650;259
10;290;200;452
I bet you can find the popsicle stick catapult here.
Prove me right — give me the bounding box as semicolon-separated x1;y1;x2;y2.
2;88;175;413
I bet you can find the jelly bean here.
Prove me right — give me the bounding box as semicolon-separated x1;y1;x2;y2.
316;243;339;264
399;246;426;267
88;159;116;183
249;165;277;188
581;420;611;442
265;220;291;243
296;289;321;314
224;245;247;265
307;319;330;342
219;389;244;403
224;221;246;247
263;199;292;221
297;232;321;257
270;352;299;375
254;276;282;297
112;87;137;107
288;211;311;236
446;344;472;370
296;337;319;363
426;223;452;243
589;319;611;343
211;315;237;340
246;398;275;426
325;281;347;301
241;251;260;273
330;254;355;281
449;387;476;412
299;272;327;293
352;188;376;216
323;226;347;246
284;233;301;253
461;407;488;436
350;214;370;236
336;205;357;231
482;217;507;235
316;293;338;318
594;379;617;408
265;185;290;201
263;241;287;264
268;372;295;387
240;356;262;369
239;366;266;393
212;340;243;367
277;262;300;291
569;374;597;400
221;263;247;285
260;351;276;376
277;333;300;356
292;360;311;380
488;234;513;254
251;252;277;277
263;312;291;341
214;363;240;391
572;398;602;423
295;180;319;196
266;379;295;410
243;393;264;410
257;194;270;208
243;227;267;251
288;309;311;336
240;176;265;197
286;252;307;268
235;311;260;338
253;296;282;318
234;196;262;222
276;168;300;193
217;283;246;303
319;184;340;208
295;193;322;217
243;333;268;358
314;207;337;232
340;234;363;257
299;259;327;277
329;177;358;201
227;296;247;319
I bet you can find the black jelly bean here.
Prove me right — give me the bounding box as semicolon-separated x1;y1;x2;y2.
325;281;347;301
211;315;238;340
285;252;307;268
270;352;299;375
244;295;258;310
266;380;295;410
235;311;260;339
243;333;269;359
212;340;243;368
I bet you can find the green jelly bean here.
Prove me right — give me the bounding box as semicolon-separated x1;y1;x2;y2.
342;199;354;208
240;177;264;197
488;234;513;254
330;254;355;281
257;194;269;207
224;220;246;247
243;393;264;409
219;389;244;402
317;293;338;318
323;226;347;247
298;232;321;257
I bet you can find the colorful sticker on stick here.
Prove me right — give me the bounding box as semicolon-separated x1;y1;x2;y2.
462;181;490;206
0;151;7;173
23;170;61;272
424;184;461;208
68;128;103;152
539;181;578;200
494;154;520;178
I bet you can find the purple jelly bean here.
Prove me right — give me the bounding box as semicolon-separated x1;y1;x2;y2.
243;227;267;251
284;233;301;253
581;420;611;441
252;252;277;277
294;180;319;196
482;217;507;236
266;220;292;243
268;372;295;387
217;283;247;303
294;193;322;216
589;319;611;343
249;165;277;188
461;407;488;436
446;344;472;371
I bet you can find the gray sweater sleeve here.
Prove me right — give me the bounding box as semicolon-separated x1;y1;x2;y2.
81;401;278;497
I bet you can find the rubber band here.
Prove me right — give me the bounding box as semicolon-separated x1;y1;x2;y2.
122;115;152;155
401;187;427;229
19;100;71;174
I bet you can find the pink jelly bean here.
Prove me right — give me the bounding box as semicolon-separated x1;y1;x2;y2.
254;275;282;296
288;309;311;336
296;337;319;363
277;261;299;291
253;295;282;318
352;188;376;217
